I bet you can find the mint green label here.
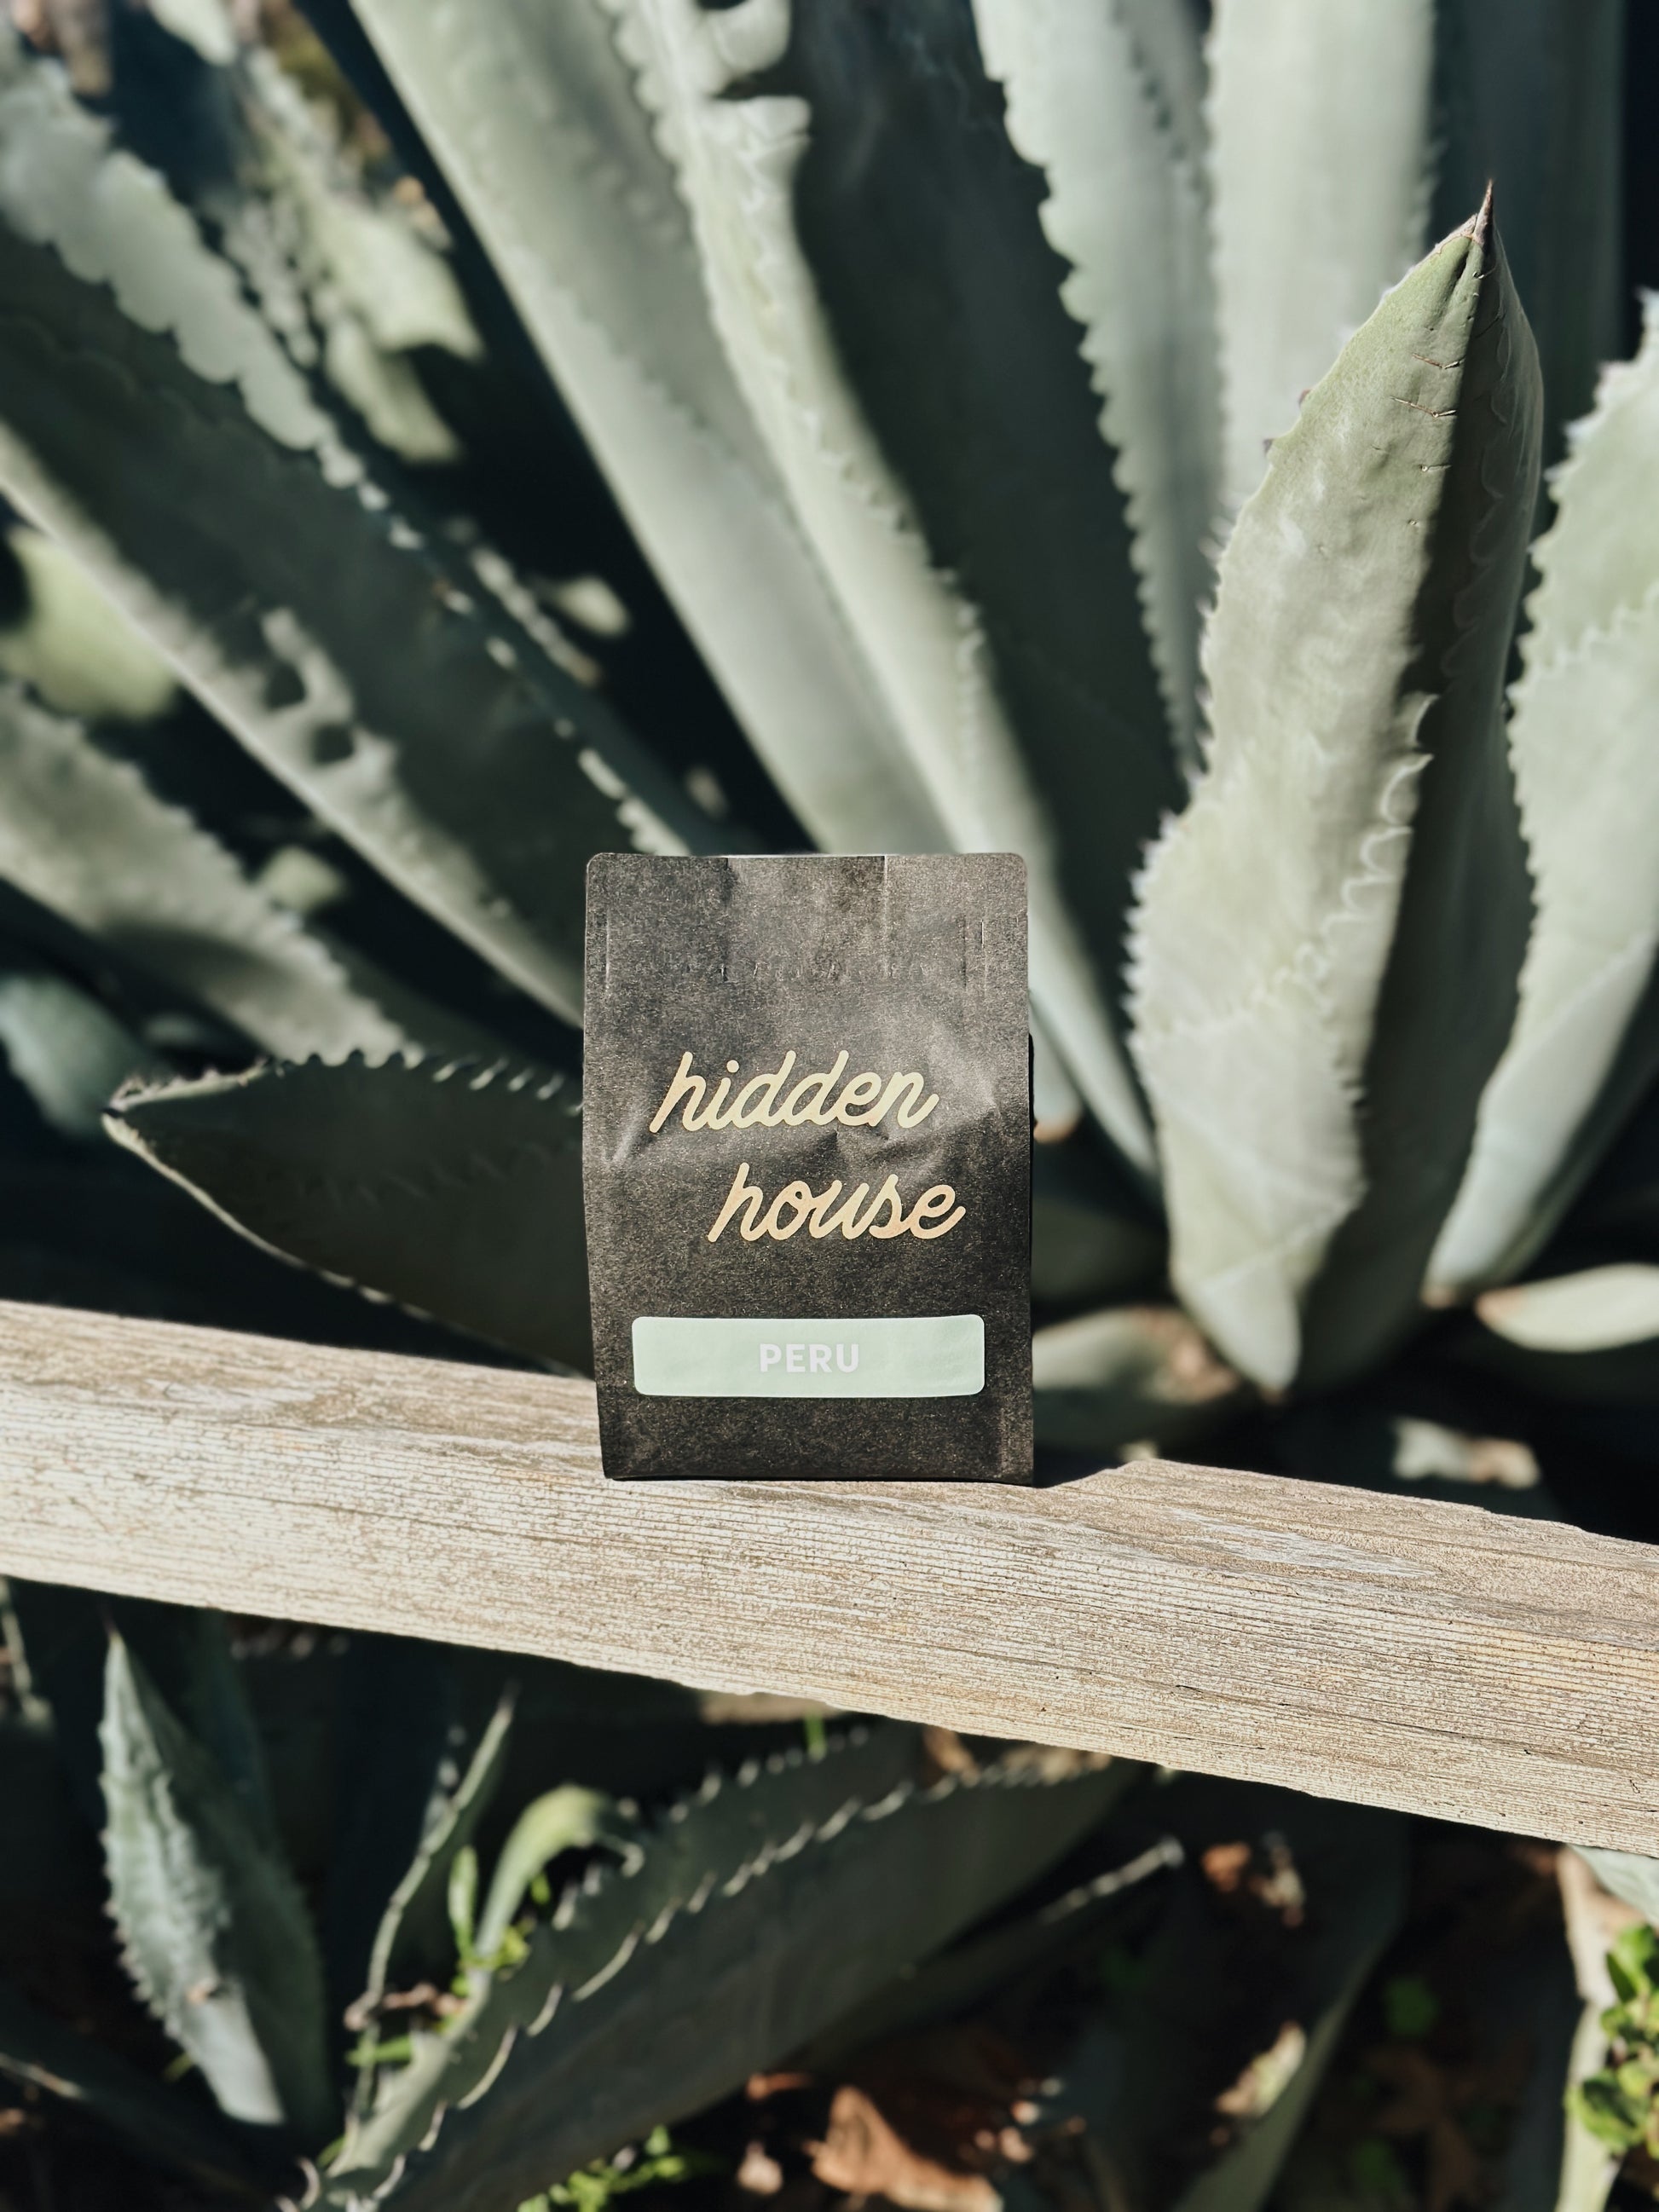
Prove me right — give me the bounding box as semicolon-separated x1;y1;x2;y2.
631;1315;985;1398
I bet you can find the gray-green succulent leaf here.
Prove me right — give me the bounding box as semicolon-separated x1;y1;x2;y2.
472;1786;620;1965
0;522;178;721
1130;199;1540;1391
969;0;1218;775
1206;0;1436;519
0;24;717;1034
1475;1265;1659;1355
100;1634;334;2140
1032;1302;1246;1458
0;677;412;1064
357;1693;517;2032
0;967;160;1139
597;0;1176;1172
0;1979;273;2201
105;1053;590;1370
322;1726;1136;2212
346;0;949;869
1433;0;1627;459
1432;296;1659;1295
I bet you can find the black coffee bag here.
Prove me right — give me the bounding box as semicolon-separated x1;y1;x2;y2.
583;852;1032;1481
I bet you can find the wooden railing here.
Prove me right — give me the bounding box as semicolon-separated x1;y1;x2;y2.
1;1297;1656;1852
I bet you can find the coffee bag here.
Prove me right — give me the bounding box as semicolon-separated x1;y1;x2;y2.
582;853;1032;1481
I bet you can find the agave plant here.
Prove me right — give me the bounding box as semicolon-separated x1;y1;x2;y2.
0;0;1653;2204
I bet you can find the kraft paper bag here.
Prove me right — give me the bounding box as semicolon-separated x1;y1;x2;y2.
582;852;1032;1481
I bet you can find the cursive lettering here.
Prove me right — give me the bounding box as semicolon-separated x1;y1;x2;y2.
707;1164;964;1243
653;1052;938;1134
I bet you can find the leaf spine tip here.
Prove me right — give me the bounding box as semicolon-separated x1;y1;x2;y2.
1461;182;1496;250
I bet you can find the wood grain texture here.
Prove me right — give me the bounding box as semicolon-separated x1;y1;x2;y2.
0;1298;1655;1851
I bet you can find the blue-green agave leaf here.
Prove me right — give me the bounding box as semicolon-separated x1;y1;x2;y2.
474;1786;616;1962
799;1830;1183;2071
1130;202;1540;1389
346;0;947;863
972;0;1218;771
601;0;1176;1172
1475;1266;1659;1354
0;966;159;1139
229;46;483;467
0;1979;272;2201
106;1053;589;1368
0;521;177;720
1578;1849;1659;1929
1031;1135;1165;1312
7;1581;273;1839
322;1729;1136;2210
357;1694;517;2025
1033;1303;1246;1458
1433;0;1626;455
100;1634;334;2139
0;677;411;1064
1055;1786;1407;2212
0;26;714;1031
1206;0;1436;515
1432;300;1659;1294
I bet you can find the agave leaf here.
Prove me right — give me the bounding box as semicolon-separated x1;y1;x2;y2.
603;0;1170;1171
227;45;483;467
0;1979;271;2201
1433;0;1626;454
1031;1136;1165;1313
474;1786;615;1961
736;0;1188;1014
7;1580;273;1838
1206;0;1436;515
1431;302;1659;1294
1577;1850;1659;1929
106;1053;589;1368
332;1725;926;2192
1474;1266;1659;1354
320;1637;474;2032
1033;1304;1246;1458
101;1634;333;2140
323;1728;1133;2212
0;521;177;720
1274;1404;1553;1519
1058;1783;1407;2212
972;0;1218;771
0;26;713;1032
0;967;159;1138
1566;1077;1659;1249
1115;0;1207;170
358;1693;516;2021
1451;1322;1659;1411
446;1846;478;1963
0;677;412;1064
348;0;945;863
800;1831;1180;2071
1130;204;1540;1389
1030;1021;1086;1146
0;1133;501;1356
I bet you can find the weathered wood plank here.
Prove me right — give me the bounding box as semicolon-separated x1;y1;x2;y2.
0;1297;1655;1851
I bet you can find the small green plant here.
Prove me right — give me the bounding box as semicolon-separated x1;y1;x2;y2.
1379;1975;1441;2042
518;2124;720;2212
1570;1925;1659;2157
